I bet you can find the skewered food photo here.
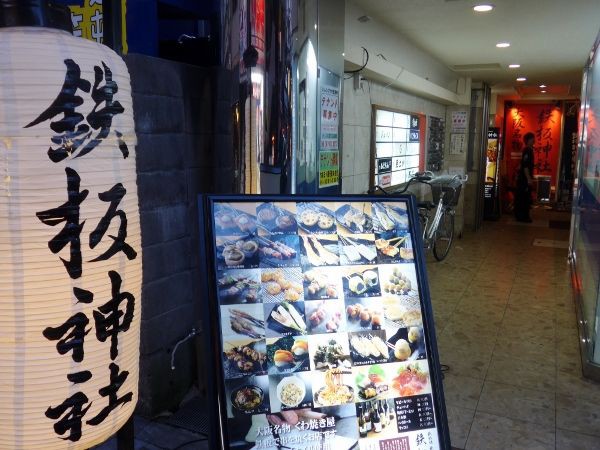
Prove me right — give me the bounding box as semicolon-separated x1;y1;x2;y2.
221;304;266;339
218;269;262;304
299;233;340;267
257;234;300;268
374;232;414;263
337;233;378;266
222;339;267;379
386;326;426;362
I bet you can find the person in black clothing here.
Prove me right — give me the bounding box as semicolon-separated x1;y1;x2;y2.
514;132;535;222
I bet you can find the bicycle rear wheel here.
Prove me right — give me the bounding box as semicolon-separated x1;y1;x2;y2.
433;209;454;261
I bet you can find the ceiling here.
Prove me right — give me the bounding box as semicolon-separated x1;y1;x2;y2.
350;0;600;98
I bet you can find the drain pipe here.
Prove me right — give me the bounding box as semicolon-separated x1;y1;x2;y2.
171;328;200;370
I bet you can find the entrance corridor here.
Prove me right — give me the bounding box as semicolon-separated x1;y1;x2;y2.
429;210;600;449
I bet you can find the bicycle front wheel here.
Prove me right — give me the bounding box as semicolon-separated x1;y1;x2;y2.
432;210;454;261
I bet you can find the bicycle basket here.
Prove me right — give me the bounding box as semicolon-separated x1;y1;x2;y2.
429;176;463;207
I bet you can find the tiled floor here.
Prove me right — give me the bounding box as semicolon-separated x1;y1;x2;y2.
428;208;600;450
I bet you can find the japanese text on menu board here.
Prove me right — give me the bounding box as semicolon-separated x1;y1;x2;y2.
374;109;421;189
211;200;441;450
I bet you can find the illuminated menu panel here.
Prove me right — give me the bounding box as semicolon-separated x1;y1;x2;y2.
208;198;445;450
374;109;422;189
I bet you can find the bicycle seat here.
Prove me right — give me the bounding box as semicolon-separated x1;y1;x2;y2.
418;201;436;210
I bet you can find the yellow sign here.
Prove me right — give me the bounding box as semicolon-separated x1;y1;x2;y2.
319;150;340;188
68;0;128;53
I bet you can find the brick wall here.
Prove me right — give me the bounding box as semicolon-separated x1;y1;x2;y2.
125;54;233;416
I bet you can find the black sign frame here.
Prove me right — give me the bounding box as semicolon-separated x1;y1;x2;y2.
198;194;451;450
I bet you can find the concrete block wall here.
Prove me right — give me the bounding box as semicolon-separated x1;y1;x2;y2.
341;77;446;194
125;54;233;416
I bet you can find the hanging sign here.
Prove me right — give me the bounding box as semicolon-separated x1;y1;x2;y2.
202;195;450;450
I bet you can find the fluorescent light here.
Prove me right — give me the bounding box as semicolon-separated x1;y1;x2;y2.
473;4;494;12
508;64;520;68
541;90;547;93
539;84;546;88
496;42;510;48
516;77;527;81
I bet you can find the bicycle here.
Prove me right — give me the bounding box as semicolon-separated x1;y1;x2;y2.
369;171;467;261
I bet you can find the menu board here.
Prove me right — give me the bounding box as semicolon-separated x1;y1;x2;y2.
373;108;422;189
204;196;449;450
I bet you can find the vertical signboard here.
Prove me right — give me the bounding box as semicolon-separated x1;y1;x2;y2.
318;70;341;190
202;195;450;450
484;128;500;219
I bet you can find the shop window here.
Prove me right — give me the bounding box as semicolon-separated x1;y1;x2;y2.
371;106;426;190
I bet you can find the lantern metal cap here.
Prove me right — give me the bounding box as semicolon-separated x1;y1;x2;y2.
0;0;72;32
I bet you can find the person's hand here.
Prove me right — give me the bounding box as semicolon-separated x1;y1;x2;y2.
266;409;326;426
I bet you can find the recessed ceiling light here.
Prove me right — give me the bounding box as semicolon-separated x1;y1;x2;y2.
541;90;547;93
539;84;547;88
508;64;520;68
473;4;494;12
516;77;527;81
496;42;510;48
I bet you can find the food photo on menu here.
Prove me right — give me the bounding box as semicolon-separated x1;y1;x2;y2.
305;299;346;334
342;266;382;299
221;304;266;340
214;202;258;236
352;364;390;402
377;265;423;329
264;301;308;337
223;338;268;379
256;202;298;235
299;232;340;268
225;405;359;450
388;361;431;398
312;368;355;408
269;372;314;412
266;336;310;375
258;234;301;268
348;330;390;366
344;297;385;332
309;333;352;371
337;232;378;266
302;267;341;300
217;268;262;305
216;235;260;270
374;231;414;264
335;202;374;234
371;202;409;234
261;268;304;303
296;202;338;234
225;374;271;418
385;326;426;362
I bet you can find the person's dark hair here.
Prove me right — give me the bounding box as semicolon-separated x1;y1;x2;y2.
524;132;535;144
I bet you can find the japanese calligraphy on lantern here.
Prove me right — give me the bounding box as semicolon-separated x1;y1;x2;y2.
0;28;140;450
505;104;562;187
319;84;340;151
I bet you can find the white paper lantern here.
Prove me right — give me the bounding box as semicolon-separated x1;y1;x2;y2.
0;27;141;449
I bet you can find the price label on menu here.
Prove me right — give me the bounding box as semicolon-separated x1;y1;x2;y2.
394;394;436;433
203;196;449;450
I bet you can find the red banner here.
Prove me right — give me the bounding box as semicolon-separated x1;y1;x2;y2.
505;104;562;187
